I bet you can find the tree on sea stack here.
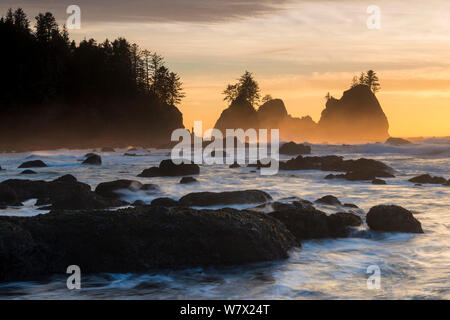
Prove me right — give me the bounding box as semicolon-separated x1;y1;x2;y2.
353;70;381;94
223;71;261;107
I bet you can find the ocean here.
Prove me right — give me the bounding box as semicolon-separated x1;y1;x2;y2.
0;138;449;299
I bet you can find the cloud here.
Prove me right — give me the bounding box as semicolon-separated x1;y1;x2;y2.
0;0;291;23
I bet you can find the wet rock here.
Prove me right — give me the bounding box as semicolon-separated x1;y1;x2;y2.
444;180;450;186
95;180;157;199
0;206;299;282
101;147;115;152
331;212;362;227
138;159;200;177
325;169;394;181
372;179;387;185
268;207;351;240
343;203;359;208
82;154;102;165
20;170;37;175
229;162;241;168
0;184;21;207
315;195;342;206
18;160;47;168
366;205;423;233
385;137;412;146
151;197;180;207
0;178;125;210
53;174;78;183
279;142;311;155
179;190;272;207
408;174;447;185
180;177;197;184
132;200;146;207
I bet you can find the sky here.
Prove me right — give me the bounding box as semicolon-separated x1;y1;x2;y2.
2;0;450;137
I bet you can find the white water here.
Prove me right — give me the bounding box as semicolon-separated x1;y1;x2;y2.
0;140;449;299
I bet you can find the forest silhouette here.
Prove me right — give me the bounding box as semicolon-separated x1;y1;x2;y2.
0;8;185;151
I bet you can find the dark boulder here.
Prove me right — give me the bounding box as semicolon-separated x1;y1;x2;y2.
151;197;180;207
132;200;146;207
372;179;386;185
0;206;299;282
180;177;197;184
331;212;362;227
279;142;311;155
229;162;241;168
82;154;102;165
138;159;200;177
20;170;37;175
53;174;78;183
95;180;157;199
315;195;342;206
408;174;447;185
344;203;359;208
18;160;47;168
444;180;450;186
179;190;272;207
325;169;394;181
268;207;352;240
366;205;423;233
385;137;412;146
0;178;125;210
0;184;21;207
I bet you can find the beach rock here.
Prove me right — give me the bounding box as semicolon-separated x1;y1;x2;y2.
151;197;180;207
18;160;47;168
385;137;412;146
372;178;386;185
331;212;362;227
325;168;394;181
344;203;359;208
179;190;272;207
408;174;447;185
444;180;450;186
132;200;146;207
315;195;342;206
0;178;125;210
229;162;241;168
138;159;200;177
0;206;299;282
101;147;115;152
53;174;78;183
180;177;197;184
366;205;423;233
268;207;352;240
288;144;311;156
82;154;102;165
0;184;21;207
279;142;311;155
94;180;157;199
20;170;37;175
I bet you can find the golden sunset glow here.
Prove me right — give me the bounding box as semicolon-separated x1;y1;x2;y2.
5;0;450;137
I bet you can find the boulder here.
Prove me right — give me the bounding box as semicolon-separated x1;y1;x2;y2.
366;205;423;233
0;178;125;210
0;206;299;282
444;180;450;186
315;195;342;206
372;179;386;185
268;207;353;240
18;160;47;168
20;170;37;175
180;177;197;184
0;184;21;207
385;137;412;146
331;212;362;227
82;154;102;165
229;162;241;168
325;169;394;181
53;174;78;183
95;180;157;199
151;197;180;207
279;142;311;155
408;174;447;185
138;159;200;177
179;190;272;207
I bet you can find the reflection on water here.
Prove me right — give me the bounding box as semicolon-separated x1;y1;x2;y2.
0;141;449;299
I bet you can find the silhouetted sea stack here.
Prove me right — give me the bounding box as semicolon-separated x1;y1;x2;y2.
385;137;412;146
214;99;259;132
318;85;389;142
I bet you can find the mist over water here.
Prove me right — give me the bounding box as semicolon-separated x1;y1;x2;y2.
0;139;449;299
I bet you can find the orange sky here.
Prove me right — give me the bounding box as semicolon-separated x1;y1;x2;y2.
4;0;450;137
